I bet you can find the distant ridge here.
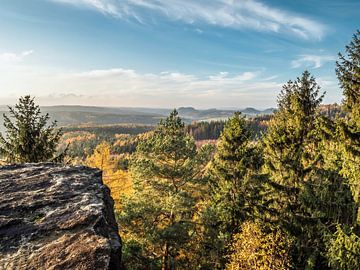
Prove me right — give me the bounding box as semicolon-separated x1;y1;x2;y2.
0;105;276;132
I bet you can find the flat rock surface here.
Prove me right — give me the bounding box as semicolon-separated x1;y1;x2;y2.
0;163;121;270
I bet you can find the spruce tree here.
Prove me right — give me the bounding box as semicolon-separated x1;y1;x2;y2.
196;112;264;269
335;29;360;206
209;112;263;234
119;110;212;270
336;30;360;123
0;95;64;163
326;30;360;269
262;71;337;268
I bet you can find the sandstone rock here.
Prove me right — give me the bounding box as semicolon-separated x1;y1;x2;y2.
0;163;122;270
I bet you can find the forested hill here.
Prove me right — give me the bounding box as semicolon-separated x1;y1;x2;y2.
0;105;275;131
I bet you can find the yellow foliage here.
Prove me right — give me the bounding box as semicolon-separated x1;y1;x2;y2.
103;169;133;211
226;221;292;270
85;141;133;211
85;141;114;172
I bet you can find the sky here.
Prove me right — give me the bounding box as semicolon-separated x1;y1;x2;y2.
0;0;359;109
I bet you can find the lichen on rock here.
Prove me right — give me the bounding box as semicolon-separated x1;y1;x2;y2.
0;163;122;270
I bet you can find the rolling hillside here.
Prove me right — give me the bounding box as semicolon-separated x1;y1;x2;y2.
0;105;275;133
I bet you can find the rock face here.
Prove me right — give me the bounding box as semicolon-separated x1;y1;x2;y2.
0;163;122;270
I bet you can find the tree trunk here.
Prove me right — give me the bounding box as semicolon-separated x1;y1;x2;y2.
162;242;170;270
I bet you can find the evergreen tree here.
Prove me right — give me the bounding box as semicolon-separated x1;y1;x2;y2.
119;110;212;270
262;71;346;268
335;29;360;207
326;30;360;269
210;113;263;232
336;30;360;123
0;95;64;163
197;112;264;269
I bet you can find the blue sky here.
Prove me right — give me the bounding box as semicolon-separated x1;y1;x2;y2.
0;0;359;108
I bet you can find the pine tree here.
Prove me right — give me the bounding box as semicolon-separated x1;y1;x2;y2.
119;110;212;270
0;95;64;163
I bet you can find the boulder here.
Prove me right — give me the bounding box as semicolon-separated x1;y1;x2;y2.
0;163;122;270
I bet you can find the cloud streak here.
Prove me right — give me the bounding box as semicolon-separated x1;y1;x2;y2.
0;67;281;108
291;54;335;69
0;50;34;63
50;0;326;39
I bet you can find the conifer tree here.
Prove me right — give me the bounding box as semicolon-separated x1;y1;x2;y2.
336;30;360;123
262;71;336;268
119;110;212;270
195;112;265;269
326;30;360;269
209;112;263;236
0;95;64;163
335;29;360;206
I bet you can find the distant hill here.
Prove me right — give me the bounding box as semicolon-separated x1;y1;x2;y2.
0;105;276;133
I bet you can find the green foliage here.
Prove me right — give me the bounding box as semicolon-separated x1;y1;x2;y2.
327;225;360;270
336;30;360;122
119;110;213;270
186;121;225;140
261;71;352;269
191;112;265;269
336;29;360;206
323;29;360;270
210;112;264;232
0;95;64;163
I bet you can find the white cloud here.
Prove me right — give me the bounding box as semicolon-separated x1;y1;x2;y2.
50;0;326;39
0;66;281;108
291;54;335;69
0;50;34;63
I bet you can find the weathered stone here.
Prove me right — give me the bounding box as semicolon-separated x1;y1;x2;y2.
0;163;121;270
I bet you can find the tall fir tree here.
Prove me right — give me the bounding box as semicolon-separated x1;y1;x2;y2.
335;29;360;206
262;71;354;269
0;95;64;163
208;112;263;255
326;30;360;269
119;110;212;270
194;113;263;269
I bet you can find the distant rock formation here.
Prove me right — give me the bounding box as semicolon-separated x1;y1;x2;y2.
0;163;122;270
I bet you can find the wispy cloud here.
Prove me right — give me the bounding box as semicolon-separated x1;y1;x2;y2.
50;0;326;39
0;50;34;63
291;54;335;69
0;67;281;108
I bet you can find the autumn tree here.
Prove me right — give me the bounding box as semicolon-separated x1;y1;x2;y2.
85;141;132;210
0;95;64;163
119;110;212;270
226;221;292;270
85;141;114;172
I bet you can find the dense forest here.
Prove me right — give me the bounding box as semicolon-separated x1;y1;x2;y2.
0;31;359;270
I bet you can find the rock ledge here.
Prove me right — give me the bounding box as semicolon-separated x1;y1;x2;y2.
0;163;121;270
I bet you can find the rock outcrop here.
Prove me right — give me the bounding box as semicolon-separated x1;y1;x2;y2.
0;163;122;270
